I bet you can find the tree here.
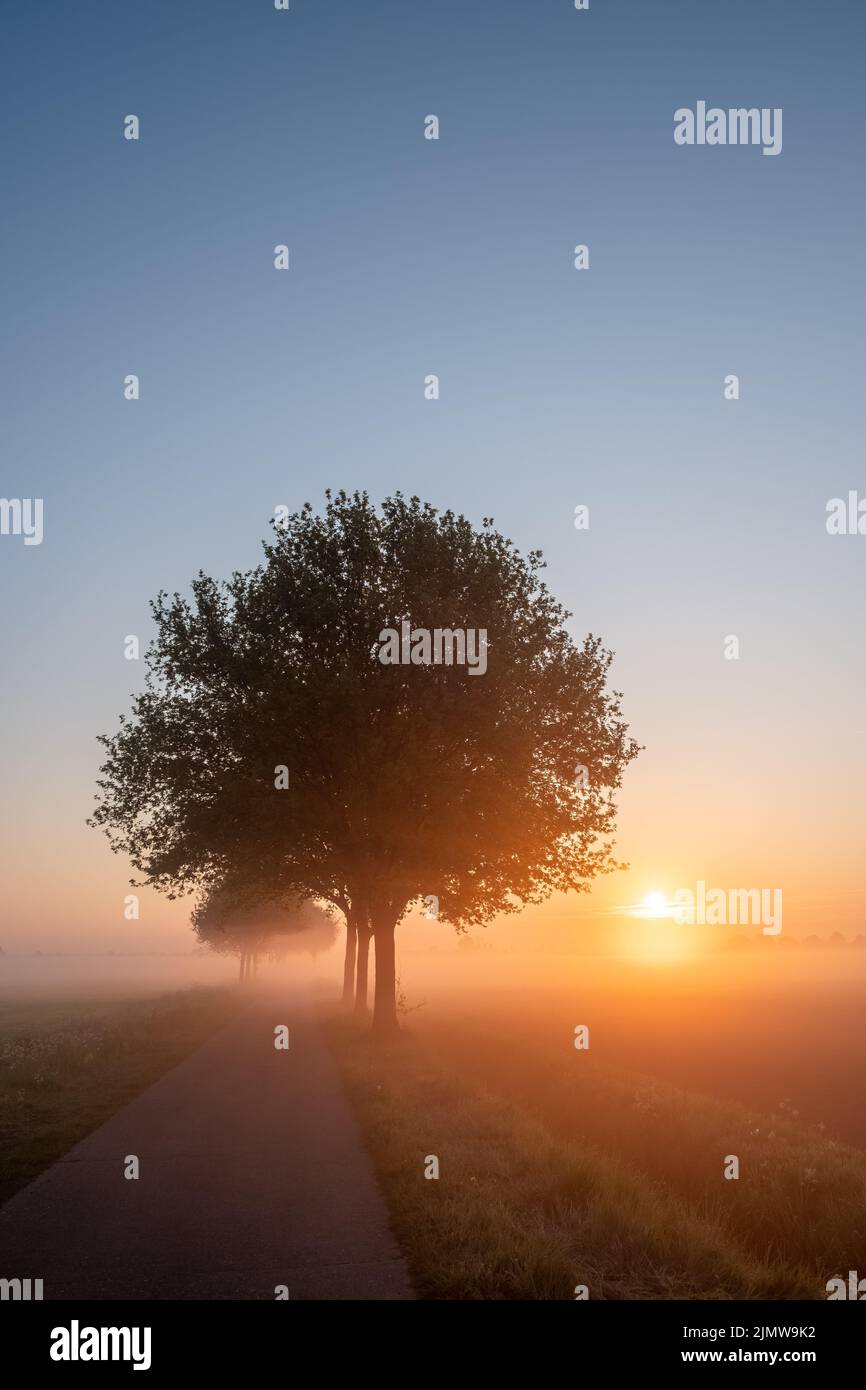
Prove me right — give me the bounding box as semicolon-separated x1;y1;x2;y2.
90;491;639;1033
271;910;338;964
191;881;334;980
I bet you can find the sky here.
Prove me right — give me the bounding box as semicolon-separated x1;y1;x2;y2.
1;0;864;954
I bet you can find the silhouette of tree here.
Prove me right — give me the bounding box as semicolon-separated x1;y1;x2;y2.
192;881;334;980
90;491;639;1034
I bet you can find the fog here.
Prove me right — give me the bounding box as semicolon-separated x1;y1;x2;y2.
395;944;866;1148
5;937;864;1147
0;948;333;1002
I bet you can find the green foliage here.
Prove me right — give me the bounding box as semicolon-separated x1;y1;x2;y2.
191;882;336;958
90;492;640;1018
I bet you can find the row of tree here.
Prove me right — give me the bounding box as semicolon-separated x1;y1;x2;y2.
90;491;639;1033
191;882;336;980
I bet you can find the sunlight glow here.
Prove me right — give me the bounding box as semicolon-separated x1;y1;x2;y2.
616;890;692;964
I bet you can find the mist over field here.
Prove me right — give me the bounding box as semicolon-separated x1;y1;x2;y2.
395;945;866;1147
5;934;863;1142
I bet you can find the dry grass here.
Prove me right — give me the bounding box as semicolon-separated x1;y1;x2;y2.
423;1019;866;1284
324;1014;816;1300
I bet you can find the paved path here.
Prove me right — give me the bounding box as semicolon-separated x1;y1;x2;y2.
0;994;413;1300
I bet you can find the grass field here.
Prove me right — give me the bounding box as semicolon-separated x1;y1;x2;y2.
324;987;866;1301
425;1017;866;1287
0;986;240;1206
324;1014;829;1300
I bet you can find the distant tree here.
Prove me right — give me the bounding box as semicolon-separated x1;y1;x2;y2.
192;882;333;980
90;492;639;1034
271;911;338;963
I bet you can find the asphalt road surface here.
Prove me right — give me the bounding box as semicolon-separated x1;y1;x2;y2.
0;994;413;1300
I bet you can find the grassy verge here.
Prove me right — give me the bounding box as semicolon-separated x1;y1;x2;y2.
323;1015;815;1300
0;986;240;1206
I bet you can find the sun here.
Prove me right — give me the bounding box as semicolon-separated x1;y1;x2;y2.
621;890;678;922
623;889;691;963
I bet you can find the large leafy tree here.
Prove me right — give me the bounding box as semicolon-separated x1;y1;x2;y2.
91;491;639;1033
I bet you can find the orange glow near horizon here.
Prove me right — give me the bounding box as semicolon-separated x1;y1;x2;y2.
619;890;693;963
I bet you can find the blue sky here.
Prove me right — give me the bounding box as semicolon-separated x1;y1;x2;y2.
1;0;864;949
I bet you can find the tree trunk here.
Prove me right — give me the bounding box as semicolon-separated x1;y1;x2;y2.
372;913;399;1036
342;915;358;1007
355;925;372;1015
